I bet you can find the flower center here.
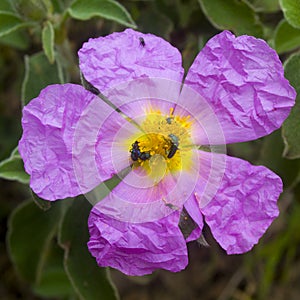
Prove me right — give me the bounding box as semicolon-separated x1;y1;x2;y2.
129;109;193;177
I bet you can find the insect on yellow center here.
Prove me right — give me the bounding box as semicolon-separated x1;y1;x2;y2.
129;108;193;178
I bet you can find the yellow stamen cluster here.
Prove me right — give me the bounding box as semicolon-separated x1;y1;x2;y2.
129;108;193;177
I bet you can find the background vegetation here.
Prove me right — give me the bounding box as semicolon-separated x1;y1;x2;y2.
1;0;300;299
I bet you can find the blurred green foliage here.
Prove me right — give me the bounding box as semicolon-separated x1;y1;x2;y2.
1;0;300;299
282;52;300;159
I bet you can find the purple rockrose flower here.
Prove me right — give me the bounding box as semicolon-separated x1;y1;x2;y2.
19;29;296;276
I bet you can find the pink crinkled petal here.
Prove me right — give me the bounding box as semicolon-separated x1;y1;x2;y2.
92;166;199;223
184;30;296;144
177;83;226;146
78;28;184;92
18;84;97;200
182;149;227;242
101;77;181;119
94;110;139;181
71;93;140;191
200;155;281;254
88;207;188;276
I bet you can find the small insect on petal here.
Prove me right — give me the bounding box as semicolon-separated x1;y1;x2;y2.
166;117;173;124
130;140;151;162
167;134;179;158
139;37;146;47
140;152;151;161
167;144;178;159
130;141;141;161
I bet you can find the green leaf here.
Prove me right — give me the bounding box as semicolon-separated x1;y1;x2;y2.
0;11;34;37
7;200;65;283
31;191;52;211
136;6;173;39
21;52;63;105
42;21;55;63
258;130;300;186
33;241;74;298
42;0;54;14
10;0;53;21
0;147;29;184
282;53;300;159
0;28;29;49
198;0;263;37
68;0;136;28
274;20;300;54
58;197;119;300
245;0;280;12
0;0;14;12
51;0;65;13
255;200;300;298
280;0;300;29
